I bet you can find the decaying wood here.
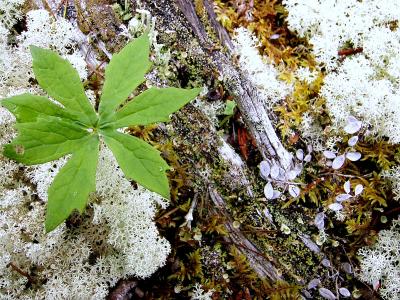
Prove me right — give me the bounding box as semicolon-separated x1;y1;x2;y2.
174;0;294;171
209;188;281;281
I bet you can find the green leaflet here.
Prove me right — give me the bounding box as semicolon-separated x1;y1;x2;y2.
110;87;202;128
99;33;152;121
4;116;90;165
30;46;97;126
1;33;200;232
1;94;78;123
102;130;170;199
45;135;99;232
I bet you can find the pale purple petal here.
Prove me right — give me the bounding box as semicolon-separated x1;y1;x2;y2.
344;180;351;194
332;155;345;169
339;288;351;297
287;170;298;180
271;190;281;199
346;152;361;161
319;287;336;300
354;184;364;196
348;136;358;146
307;278;320;290
304;154;312;162
314;212;325;230
296;149;304;161
270;164;280;179
264;182;274;199
328;203;343;211
336;194;352;202
344;116;362;134
288;185;301;198
323;150;336;159
260;161;271;180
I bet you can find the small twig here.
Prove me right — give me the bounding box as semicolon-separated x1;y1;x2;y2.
7;262;36;284
338;47;363;56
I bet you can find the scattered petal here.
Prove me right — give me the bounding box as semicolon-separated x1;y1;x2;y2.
336;193;352;202
307;144;313;153
372;279;380;291
296;149;304;161
319;287;336;300
339;287;351;297
307;278;320;290
288;185;301;198
344;116;362;134
277;167;286;180
287;170;298;180
260;161;271;180
304;154;312;162
344;180;351;194
354;184;364;196
264;182;274;199
332;155;345;169
323;150;336;159
328;203;343;211
321;258;331;268
314;212;325;230
270;33;280;40
346;151;361;161
270;164;280;179
342;262;353;274
271;190;281;199
348;136;358;146
293;163;303;176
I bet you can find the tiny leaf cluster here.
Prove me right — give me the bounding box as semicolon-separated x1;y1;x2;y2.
1;34;200;232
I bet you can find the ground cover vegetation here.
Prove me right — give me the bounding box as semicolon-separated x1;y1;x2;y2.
0;0;399;299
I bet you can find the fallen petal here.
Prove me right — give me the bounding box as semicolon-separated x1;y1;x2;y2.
319;287;336;300
264;182;274;199
314;212;325;230
288;185;301;198
332;155;345;169
348;136;358;146
354;184;364;196
346;151;361;161
339;287;351;297
344;180;351;194
296;149;304;161
336;193;352;202
260;161;271;180
328;203;343;211
323;150;336;159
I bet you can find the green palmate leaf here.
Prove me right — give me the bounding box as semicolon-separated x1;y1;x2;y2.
109;87;201;128
45;135;99;232
1;93;78;123
2;33;200;232
30;46;97;126
102;130;170;199
98;33;152;121
4;116;90;165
